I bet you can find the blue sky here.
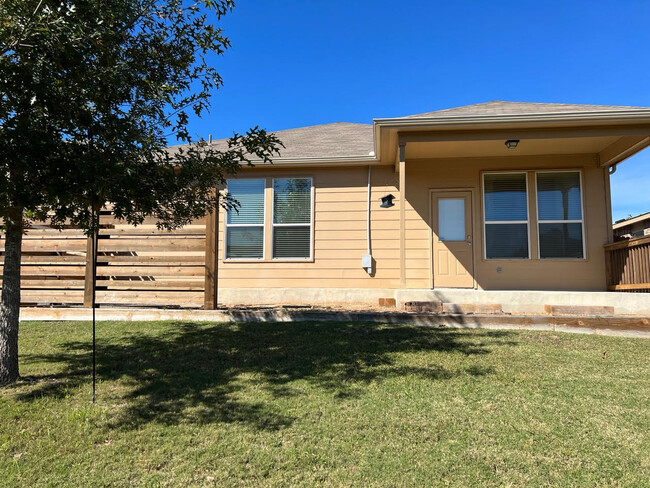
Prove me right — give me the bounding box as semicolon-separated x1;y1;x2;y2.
188;0;650;221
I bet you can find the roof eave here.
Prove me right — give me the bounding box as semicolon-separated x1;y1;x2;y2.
373;110;650;130
243;155;380;168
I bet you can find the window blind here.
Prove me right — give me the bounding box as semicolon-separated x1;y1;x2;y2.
227;179;265;225
273;178;312;259
536;172;582;221
274;178;311;224
484;173;528;221
484;173;529;259
536;172;583;259
225;179;265;259
226;227;264;259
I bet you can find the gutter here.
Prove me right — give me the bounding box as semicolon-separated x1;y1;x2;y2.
373;109;650;130
244;155;380;168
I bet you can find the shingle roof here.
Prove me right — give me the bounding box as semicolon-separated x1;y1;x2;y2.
168;102;650;161
399;101;650;119
264;122;374;159
167;122;374;160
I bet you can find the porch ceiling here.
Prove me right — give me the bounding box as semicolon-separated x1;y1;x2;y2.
404;136;620;159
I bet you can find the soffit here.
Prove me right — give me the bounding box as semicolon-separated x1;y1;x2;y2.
405;136;620;160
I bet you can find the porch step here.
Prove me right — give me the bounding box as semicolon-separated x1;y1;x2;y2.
544;304;615;316
404;301;615;317
443;303;503;315
404;301;503;315
395;290;649;316
404;301;442;313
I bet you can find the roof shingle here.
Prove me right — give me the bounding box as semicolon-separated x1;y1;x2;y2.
168;101;650;161
167;122;373;160
399;100;650;119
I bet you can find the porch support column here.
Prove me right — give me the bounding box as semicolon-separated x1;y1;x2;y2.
204;202;219;310
398;142;406;288
604;168;614;245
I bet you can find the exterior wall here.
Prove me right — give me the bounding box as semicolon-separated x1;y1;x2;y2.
217;165;402;290
406;153;608;291
217;153;610;296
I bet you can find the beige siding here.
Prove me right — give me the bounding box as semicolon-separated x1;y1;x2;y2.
218;166;401;289
406;154;608;291
218;153;609;293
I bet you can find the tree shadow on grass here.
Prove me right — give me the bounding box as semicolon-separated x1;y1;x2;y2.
14;322;516;431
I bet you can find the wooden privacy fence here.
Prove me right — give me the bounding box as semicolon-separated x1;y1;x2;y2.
605;235;650;292
0;210;218;308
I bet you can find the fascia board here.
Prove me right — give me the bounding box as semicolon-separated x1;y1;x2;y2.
373;110;650;130
243;155;381;168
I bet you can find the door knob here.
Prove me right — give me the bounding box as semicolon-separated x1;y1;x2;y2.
467;234;472;245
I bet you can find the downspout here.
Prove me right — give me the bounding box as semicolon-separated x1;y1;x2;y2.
362;165;373;274
367;164;372;256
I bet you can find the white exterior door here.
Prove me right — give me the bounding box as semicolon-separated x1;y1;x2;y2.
432;191;474;288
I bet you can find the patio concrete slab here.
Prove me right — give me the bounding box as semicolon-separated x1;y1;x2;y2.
395;289;650;315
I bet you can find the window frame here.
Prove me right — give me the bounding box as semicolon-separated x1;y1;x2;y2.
482;171;531;261
271;177;314;261
224;178;266;261
535;170;586;260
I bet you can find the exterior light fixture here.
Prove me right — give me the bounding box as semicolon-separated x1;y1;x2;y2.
505;139;519;149
380;194;395;208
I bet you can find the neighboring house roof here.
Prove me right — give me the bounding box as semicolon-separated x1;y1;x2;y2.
398;101;650;119
613;211;650;229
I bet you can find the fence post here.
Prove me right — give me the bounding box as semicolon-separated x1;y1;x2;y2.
204;205;218;310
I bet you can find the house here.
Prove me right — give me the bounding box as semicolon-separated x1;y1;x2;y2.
613;211;650;240
196;101;650;306
5;101;650;312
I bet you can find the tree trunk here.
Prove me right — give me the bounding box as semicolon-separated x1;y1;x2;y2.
0;208;23;386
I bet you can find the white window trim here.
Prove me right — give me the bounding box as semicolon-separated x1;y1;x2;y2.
535;170;586;260
482;171;531;260
271;177;314;261
224;178;266;261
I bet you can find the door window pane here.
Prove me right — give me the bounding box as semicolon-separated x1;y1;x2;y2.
439;198;465;241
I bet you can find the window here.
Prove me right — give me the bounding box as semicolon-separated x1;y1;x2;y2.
536;172;584;259
273;178;312;259
438;198;466;241
483;173;529;259
225;179;265;259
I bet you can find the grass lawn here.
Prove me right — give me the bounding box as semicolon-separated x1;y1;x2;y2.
1;321;650;487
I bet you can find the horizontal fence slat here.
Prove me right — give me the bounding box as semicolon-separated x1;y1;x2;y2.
96;266;204;277
97;239;205;252
4;212;208;307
